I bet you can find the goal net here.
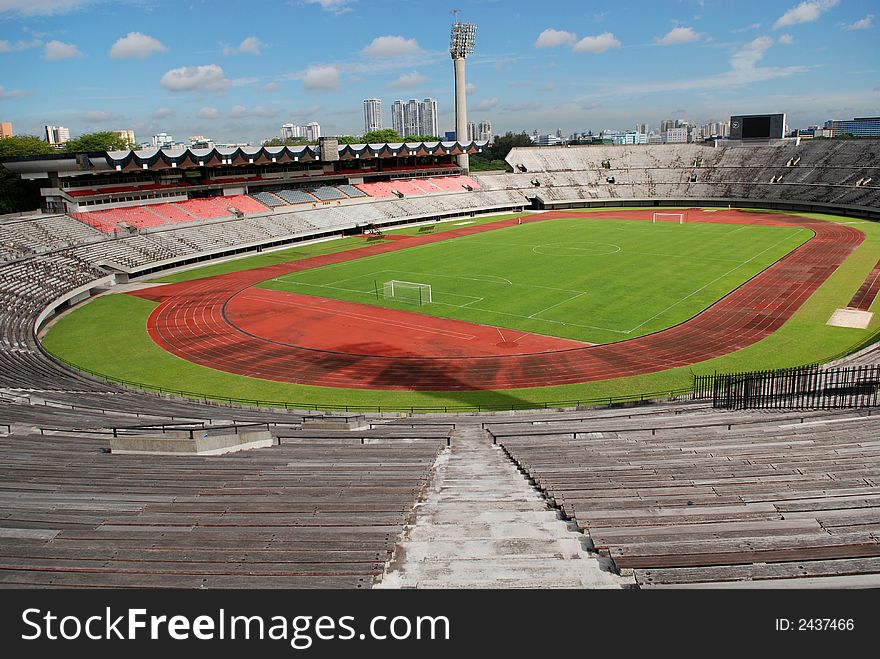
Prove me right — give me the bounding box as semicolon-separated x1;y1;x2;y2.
382;280;432;305
652;211;686;224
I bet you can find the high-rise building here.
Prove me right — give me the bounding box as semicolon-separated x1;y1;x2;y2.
363;99;383;134
45;125;70;146
280;123;303;141
113;129;136;147
188;135;214;148
477;120;493;143
151;132;174;149
419;98;438;137
304;122;321;141
665;127;688;144
466;121;477;141
391;101;404;137
660;119;681;134
635;123;647;135
701;121;730;139
826;117;880;138
536;134;564;146
0;122;13;139
403;99;420;138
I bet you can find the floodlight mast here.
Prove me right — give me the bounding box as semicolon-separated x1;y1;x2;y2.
450;21;476;170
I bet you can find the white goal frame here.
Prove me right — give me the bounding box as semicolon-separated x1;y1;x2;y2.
383;280;433;305
652;211;687;224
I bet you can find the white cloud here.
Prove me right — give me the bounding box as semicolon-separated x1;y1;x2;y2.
465;82;477;94
596;35;808;97
0;0;98;15
301;64;340;90
535;28;577;48
385;71;425;90
160;64;230;93
779;34;795;44
197;107;221;119
0;85;28;100
229;105;279;118
731;23;762;33
844;15;874;30
260;82;280;93
151;107;175;119
222;36;265;56
110;32;167;60
0;38;41;52
572;32;621;54
303;0;353;14
730;36;775;70
44;40;84;60
657;27;701;45
476;97;499;111
361;35;421;58
774;0;839;29
82;110;122;122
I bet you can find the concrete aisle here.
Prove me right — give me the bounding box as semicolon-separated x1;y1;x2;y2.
376;424;633;589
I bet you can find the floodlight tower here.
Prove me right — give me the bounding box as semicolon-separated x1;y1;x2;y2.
450;17;476;170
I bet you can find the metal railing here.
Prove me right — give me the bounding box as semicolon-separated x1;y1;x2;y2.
698;364;880;410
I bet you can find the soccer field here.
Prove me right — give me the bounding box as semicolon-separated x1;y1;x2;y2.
259;216;810;345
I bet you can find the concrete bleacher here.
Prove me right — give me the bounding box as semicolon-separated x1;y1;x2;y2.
69;194;270;236
1;214;107;261
0;431;444;588
173;198;228;221
354;175;480;199
495;408;880;588
275;189;318;205
251;191;287;207
311;186;347;201
337;184;367;198
494;140;880;210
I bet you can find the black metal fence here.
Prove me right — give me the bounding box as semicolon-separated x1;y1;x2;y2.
694;364;880;410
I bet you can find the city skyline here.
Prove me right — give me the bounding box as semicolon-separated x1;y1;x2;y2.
0;0;876;144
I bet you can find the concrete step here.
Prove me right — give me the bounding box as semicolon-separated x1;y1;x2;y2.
387;538;584;561
376;425;633;589
407;578;620;589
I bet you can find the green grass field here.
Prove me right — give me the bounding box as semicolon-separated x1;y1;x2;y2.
259;217;810;344
41;210;880;411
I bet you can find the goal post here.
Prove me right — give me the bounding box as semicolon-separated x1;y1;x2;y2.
652;211;687;224
383;280;433;305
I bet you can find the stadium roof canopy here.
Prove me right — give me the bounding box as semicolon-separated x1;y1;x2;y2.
0;140;488;175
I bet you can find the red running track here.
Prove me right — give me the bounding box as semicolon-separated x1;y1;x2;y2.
224;288;589;358
847;259;880;311
133;209;865;391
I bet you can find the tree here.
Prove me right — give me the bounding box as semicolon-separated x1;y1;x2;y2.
262;137;314;147
0;166;41;214
468;131;533;171
63;131;134;153
484;132;533;161
334;135;361;144
402;134;442;142
0;134;55;158
362;128;403;144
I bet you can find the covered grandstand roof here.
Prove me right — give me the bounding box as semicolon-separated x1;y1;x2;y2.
1;140;489;175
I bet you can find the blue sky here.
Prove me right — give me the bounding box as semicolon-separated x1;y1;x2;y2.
0;0;877;144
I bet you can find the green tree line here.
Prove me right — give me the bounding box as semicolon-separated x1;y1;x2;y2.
0;132;136;214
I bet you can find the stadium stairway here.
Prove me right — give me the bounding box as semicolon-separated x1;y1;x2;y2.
375;423;630;589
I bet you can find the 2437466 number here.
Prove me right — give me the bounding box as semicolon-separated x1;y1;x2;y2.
776;618;854;631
